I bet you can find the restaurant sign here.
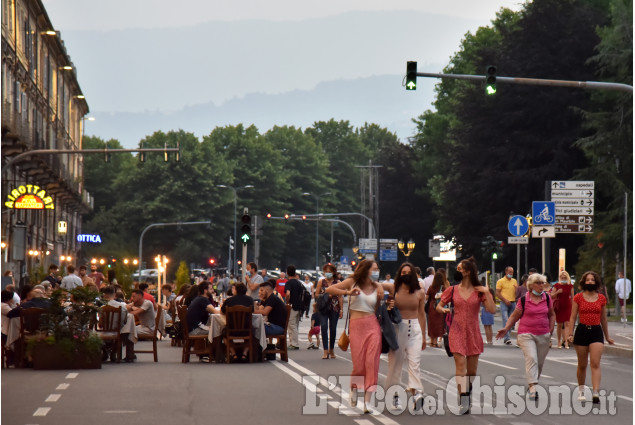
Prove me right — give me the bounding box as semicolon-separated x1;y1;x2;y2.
5;185;55;210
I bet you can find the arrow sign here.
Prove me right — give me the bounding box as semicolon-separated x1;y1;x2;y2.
406;81;416;90
241;234;250;243
508;215;529;237
532;226;555;238
539;228;548;236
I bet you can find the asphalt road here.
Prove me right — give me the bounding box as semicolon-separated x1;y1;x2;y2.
2;309;632;425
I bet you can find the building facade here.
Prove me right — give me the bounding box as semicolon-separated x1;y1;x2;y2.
1;0;92;285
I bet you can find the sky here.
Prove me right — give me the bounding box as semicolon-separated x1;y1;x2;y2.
41;0;525;144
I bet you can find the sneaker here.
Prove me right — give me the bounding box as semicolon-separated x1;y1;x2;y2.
504;339;512;345
592;393;600;404
412;393;423;410
577;391;586;401
288;345;299;350
307;343;315;350
392;394;402;409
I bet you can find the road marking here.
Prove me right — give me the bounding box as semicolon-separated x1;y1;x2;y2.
270;361;304;384
617;395;633;402
45;394;61;402
65;373;78;379
479;359;517;370
353;420;374;425
541;374;553;378
56;383;69;390
548;358;578;366
33;408;51;416
104;410;139;414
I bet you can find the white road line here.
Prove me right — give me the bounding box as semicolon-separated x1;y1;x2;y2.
617;395;633;402
33;407;51;416
65;373;78;379
353;420;375;425
479;359;517;370
270;361;304;384
104;410;139;414
45;394;61;402
56;383;69;390
547;358;578;366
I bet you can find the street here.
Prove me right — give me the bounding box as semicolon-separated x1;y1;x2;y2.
2;311;632;425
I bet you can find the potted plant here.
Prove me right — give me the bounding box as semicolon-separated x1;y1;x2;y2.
28;286;102;369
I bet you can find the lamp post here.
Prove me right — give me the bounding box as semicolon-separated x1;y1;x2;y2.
217;185;254;274
303;192;331;270
398;239;416;257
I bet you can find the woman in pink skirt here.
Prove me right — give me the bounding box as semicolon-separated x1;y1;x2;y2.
326;259;383;413
437;257;496;414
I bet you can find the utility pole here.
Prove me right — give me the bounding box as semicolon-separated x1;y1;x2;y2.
356;162;382;261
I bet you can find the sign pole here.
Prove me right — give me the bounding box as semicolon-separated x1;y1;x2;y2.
241;244;247;283
541;238;546;273
517;245;520;280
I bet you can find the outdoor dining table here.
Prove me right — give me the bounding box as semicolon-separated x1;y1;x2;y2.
207;313;267;350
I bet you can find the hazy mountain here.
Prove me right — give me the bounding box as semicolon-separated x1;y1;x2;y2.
86;73;438;147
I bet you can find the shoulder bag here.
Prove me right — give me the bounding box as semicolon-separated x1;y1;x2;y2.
442;286;455;357
337;288;352;351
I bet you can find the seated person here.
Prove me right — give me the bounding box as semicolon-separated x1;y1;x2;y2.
186;282;215;336
100;286;133;362
254;279;287;336
126;289;156;337
1;289;16;366
221;283;253;314
160;284;176;322
138;283;157;309
7;285;51;318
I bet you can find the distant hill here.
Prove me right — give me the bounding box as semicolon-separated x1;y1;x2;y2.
86;73;438;147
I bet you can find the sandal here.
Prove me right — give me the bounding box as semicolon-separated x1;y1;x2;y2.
322;351;329;359
329;349;336;359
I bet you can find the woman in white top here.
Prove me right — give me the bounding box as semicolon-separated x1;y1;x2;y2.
326;259;383;413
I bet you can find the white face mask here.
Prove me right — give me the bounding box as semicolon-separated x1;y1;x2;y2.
371;271;380;281
324;272;333;279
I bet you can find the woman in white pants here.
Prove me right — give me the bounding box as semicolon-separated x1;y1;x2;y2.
381;262;427;411
496;274;555;399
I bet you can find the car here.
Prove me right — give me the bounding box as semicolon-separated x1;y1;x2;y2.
131;268;159;282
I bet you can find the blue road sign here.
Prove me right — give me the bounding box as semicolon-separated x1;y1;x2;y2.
340;256;349;265
508;215;529;237
532;201;556;226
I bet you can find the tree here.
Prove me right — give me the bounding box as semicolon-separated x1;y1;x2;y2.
175;261;190;294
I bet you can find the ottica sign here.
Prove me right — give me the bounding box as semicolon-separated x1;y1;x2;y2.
5;185;54;210
77;234;102;243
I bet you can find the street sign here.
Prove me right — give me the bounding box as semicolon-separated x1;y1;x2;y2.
555;224;594;233
358;238;377;253
379;239;398;261
556;215;593;224
553;198;594;207
532;201;556;225
340;256;349;265
555;206;594;216
428;239;441;257
532;226;556;238
551;180;594;190
508;215;529;237
551;189;594;198
508;236;529;244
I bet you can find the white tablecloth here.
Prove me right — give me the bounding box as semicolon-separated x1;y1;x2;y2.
5;317;20;350
207;313;267;349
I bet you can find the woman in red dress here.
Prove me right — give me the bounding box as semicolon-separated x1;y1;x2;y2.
437;257;496;414
551;270;574;349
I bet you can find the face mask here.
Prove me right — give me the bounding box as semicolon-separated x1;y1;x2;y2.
506;274;513;279
324;272;333;279
584;283;598;291
371;271;380;281
531;289;543;296
400;273;411;281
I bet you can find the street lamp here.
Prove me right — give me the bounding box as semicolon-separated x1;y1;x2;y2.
398;239;416;257
303;191;331;270
217;184;254;273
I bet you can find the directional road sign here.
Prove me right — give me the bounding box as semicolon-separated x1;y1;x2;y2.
555;206;594;216
551;180;594;190
555;224;594;233
551;189;594;199
508;215;529;237
532;201;556;226
551;180;595;234
532;226;556;238
556;215;593;225
508;236;529;245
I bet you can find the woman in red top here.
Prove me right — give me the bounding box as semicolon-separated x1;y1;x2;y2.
551;270;574;349
437;257;495;414
566;271;614;404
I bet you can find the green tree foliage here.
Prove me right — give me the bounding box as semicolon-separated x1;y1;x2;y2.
175;260;190;293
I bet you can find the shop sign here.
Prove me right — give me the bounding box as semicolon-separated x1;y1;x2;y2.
5;185;54;210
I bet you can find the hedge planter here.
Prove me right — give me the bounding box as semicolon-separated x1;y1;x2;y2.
31;342;101;370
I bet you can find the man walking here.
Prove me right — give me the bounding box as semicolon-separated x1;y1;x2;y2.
284;266;304;350
496;266;518;345
60;265;83;291
615;271;631;322
245;262;264;300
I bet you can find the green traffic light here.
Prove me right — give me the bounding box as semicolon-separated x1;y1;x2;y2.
406;61;417;91
492;252;498;260
241;234;250;243
486;84;497;95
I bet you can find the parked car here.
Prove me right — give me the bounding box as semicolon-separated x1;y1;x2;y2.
131;268;159;283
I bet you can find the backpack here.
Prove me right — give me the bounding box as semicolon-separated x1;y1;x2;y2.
518;293;550;319
301;287;311;308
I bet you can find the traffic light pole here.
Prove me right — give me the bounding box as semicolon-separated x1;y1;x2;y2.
413;72;633;93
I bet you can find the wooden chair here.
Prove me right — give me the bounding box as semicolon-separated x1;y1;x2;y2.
176;305;210;363
18;307;46;368
225;306;254;363
134;305;162;362
169;299;182;347
263;305;292;362
95;305;123;363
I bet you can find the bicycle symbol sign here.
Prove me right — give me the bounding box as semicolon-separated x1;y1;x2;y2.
532;201;555;225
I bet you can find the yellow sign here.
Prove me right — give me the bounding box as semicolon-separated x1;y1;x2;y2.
5;185;54;210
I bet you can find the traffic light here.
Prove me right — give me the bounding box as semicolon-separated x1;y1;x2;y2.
241;212;251;243
485;65;497;95
209;258;216;266
163;143;169;162
229;237;234;251
351;259;356;267
284;213;289;223
266;213;272;221
492;252;498;260
406;61;417;90
302;215;307;220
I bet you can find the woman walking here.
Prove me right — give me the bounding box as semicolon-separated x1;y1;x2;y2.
426;271;447;347
566;271;614;403
551;270;574;349
382;262;427;410
326;259;382;413
496;274;555;399
436;257;496;414
315;263;343;359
